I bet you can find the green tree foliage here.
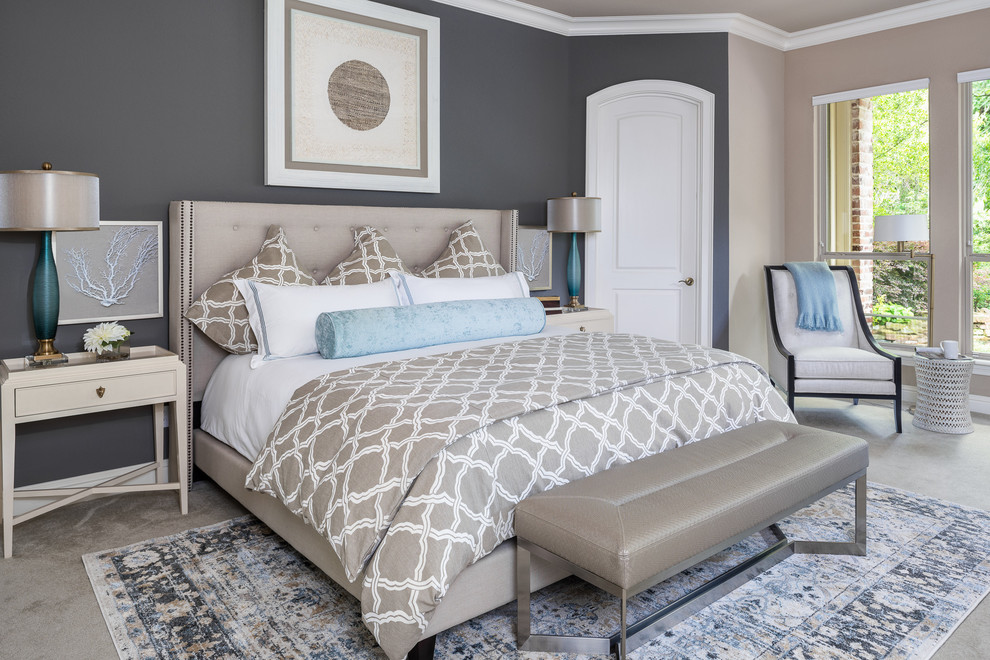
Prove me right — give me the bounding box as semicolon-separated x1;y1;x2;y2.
872;90;929;216
873;259;928;315
973;81;990;348
972;80;990;254
871;89;929;316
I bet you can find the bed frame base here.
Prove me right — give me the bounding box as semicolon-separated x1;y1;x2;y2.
406;636;436;660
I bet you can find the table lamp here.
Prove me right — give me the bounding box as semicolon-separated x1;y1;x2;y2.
547;193;601;308
0;163;100;364
873;214;928;257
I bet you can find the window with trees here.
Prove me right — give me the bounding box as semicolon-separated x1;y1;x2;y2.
815;80;931;347
963;70;990;355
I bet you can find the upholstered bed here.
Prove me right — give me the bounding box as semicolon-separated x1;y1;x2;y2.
168;200;793;659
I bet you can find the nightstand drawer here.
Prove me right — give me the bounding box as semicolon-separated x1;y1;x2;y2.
556;318;614;333
15;370;177;418
545;308;615;333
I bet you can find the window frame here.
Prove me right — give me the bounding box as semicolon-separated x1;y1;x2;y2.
960;68;990;358
815;81;933;349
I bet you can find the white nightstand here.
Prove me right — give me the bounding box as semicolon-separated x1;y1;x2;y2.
1;345;188;558
545;308;615;333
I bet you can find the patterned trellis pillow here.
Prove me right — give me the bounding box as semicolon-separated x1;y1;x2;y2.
422;220;506;278
322;226;409;285
185;225;317;354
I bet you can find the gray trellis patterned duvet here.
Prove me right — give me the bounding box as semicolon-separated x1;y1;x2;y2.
246;333;794;659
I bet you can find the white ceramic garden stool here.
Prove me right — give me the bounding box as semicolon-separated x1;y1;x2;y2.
912;355;975;434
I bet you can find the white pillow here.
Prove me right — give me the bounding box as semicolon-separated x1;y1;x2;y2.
233;278;402;367
391;271;529;305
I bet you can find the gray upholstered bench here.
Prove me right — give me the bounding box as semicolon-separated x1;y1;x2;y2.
515;420;868;659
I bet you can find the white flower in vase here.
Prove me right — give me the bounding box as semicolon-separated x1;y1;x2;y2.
83;322;132;355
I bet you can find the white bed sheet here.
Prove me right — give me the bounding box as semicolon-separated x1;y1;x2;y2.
201;325;574;461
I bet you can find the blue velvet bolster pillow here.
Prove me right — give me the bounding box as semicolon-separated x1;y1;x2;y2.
316;297;547;359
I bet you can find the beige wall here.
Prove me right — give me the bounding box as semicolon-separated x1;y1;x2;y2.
783;8;990;394
728;35;786;367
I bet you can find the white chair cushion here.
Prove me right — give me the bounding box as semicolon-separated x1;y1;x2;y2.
793;346;893;381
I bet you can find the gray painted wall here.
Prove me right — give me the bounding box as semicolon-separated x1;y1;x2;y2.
0;0;729;486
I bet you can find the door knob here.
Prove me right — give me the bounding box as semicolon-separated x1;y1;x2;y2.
679;277;695;286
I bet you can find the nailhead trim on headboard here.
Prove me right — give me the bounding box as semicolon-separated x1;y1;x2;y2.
508;210;519;272
177;201;196;488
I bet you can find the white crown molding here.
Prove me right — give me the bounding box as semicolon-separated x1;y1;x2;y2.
783;0;990;50
430;0;573;34
435;0;990;51
564;13;789;49
725;15;790;49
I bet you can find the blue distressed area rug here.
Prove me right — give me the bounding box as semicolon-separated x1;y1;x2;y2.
84;483;990;659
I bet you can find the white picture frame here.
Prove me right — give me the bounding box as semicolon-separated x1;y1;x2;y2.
265;0;440;193
516;226;552;291
54;221;163;324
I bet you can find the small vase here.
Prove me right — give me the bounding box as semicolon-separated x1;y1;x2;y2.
96;342;131;362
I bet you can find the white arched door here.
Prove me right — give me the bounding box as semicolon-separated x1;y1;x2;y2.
586;80;714;346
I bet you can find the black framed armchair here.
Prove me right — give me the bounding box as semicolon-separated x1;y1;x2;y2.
764;265;902;433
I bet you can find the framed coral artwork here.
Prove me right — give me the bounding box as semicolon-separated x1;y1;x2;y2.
516;226;552;291
54;221;163;324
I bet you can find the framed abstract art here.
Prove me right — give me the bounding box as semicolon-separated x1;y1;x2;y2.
265;0;440;192
54;221;163;324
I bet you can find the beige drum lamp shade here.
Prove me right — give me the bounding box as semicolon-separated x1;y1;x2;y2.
0;167;100;231
547;195;602;234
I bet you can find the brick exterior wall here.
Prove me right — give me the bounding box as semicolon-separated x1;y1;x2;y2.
850;99;874;312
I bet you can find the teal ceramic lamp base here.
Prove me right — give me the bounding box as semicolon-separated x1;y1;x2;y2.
27;231;68;366
566;232;586;309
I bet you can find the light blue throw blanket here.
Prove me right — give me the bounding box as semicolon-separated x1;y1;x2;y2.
316;297;547;359
783;262;843;332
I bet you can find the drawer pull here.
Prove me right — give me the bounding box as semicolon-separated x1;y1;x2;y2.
579;326;587;332
96;386;106;399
